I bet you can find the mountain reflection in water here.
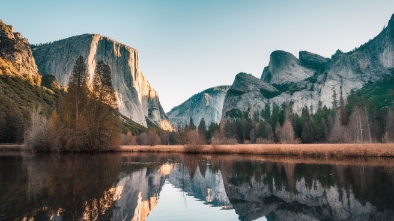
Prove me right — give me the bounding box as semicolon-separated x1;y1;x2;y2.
0;153;393;221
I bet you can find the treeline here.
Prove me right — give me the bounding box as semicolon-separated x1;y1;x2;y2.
121;117;220;146
26;56;120;152
4;54;394;148
125;76;394;145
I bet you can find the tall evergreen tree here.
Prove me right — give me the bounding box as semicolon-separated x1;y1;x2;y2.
384;108;394;142
53;56;89;151
207;122;219;143
68;56;88;126
189;117;196;130
262;102;271;120
88;61;120;150
51;57;120;151
198;118;207;143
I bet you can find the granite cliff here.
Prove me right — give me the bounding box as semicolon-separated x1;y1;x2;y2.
0;20;60;143
167;85;230;128
32;34;173;130
0;19;40;82
222;73;278;119
221;14;394;119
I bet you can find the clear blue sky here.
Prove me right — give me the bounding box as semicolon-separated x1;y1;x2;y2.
1;0;394;112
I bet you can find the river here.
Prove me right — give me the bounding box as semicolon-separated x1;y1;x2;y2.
0;152;393;221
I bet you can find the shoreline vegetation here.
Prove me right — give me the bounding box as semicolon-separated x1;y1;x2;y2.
121;143;394;157
2;143;394;158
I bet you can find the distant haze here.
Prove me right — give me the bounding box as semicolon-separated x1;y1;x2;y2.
1;0;394;112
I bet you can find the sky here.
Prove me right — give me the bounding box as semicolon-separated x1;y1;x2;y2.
1;0;394;112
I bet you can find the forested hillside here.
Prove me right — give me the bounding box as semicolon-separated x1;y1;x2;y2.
0;58;60;143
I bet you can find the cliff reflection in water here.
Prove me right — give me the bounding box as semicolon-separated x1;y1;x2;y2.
0;153;394;221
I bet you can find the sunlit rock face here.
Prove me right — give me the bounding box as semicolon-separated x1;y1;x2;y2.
167;86;230;128
220;161;394;221
111;166;168;221
32;34;173;129
0;20;39;80
222;14;394;118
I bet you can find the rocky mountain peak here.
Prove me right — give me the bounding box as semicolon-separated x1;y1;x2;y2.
233;72;277;93
270;50;296;65
390;13;394;25
221;13;394;118
167;85;230;128
0;19;15;39
220;73;280;120
0;20;39;82
261;50;314;84
299;51;329;71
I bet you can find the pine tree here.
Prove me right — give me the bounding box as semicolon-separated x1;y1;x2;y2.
262;102;271;120
87;61;120;150
53;56;89;151
0;109;6;142
332;89;337;109
280;108;295;143
384;108;394;142
207;122;219;143
52;57;120;151
198;118;207;143
188;117;196;130
68;56;88;127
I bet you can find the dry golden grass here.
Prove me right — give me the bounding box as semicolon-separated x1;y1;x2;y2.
2;143;393;158
120;143;394;158
0;144;28;151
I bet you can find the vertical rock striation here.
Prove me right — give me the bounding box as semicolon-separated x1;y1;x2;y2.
32;34;173;129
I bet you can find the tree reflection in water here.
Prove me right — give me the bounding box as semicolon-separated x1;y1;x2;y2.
0;153;393;221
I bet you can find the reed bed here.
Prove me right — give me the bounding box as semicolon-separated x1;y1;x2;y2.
120;143;394;158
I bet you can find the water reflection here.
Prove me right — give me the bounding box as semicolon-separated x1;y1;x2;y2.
0;153;393;221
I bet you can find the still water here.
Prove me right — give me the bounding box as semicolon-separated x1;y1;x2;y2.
0;152;394;221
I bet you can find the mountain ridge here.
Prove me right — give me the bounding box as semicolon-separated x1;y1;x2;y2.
220;13;394;120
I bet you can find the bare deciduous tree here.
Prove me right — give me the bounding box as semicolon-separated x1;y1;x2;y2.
329;110;350;143
147;130;161;146
280;109;295;143
348;106;371;143
137;132;148;145
26;106;51;151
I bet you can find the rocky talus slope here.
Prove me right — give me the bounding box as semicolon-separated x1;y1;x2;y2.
32;34;173;130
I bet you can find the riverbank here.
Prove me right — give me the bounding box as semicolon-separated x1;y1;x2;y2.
2;143;394;158
120;143;394;157
0;144;28;151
